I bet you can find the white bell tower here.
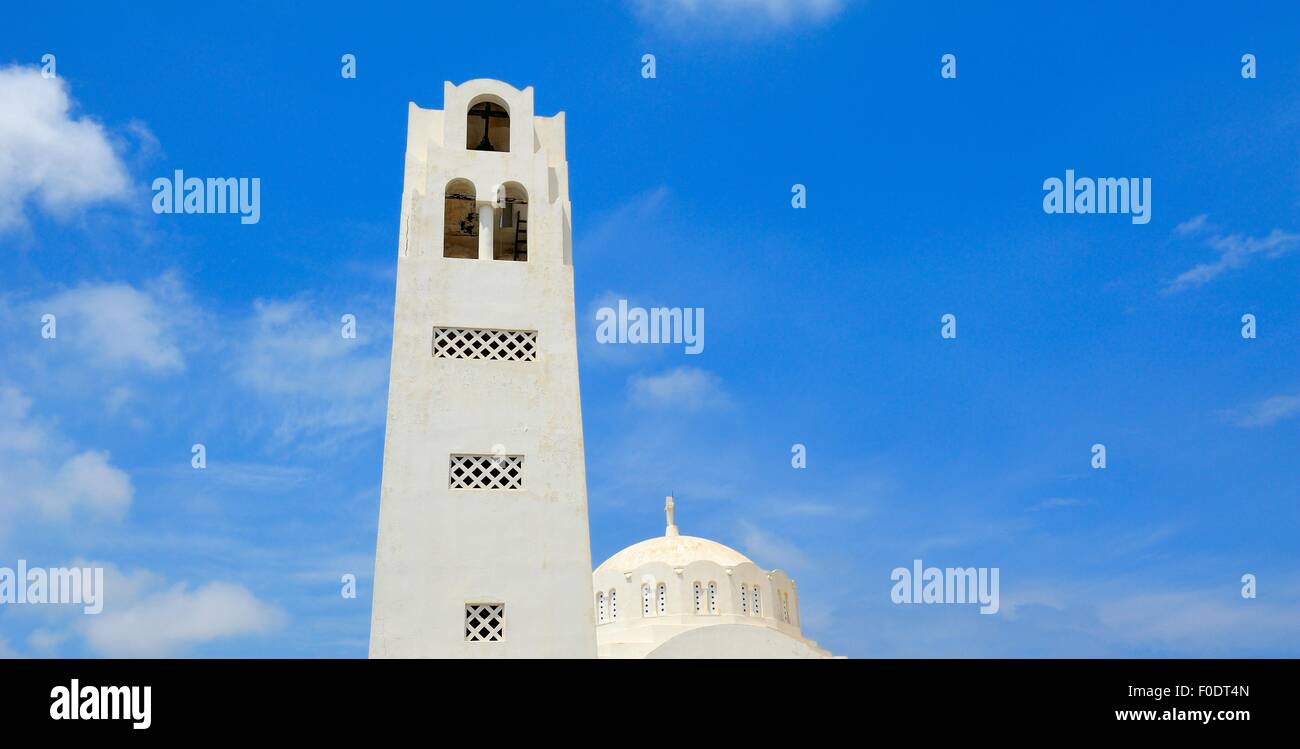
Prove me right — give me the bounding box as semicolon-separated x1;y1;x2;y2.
369;80;596;658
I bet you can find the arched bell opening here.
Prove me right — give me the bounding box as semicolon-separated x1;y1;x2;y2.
493;182;528;261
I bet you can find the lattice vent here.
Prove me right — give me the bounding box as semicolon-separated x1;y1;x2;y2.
449;455;524;490
465;603;504;642
434;326;536;362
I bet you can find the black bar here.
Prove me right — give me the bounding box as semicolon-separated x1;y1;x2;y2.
0;659;1288;736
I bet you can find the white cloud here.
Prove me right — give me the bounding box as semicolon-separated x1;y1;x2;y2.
628;366;731;410
79;564;285;657
1165;218;1300;293
1220;392;1300;428
0;384;133;526
0;65;131;231
632;0;846;30
9;277;385;452
39;279;187;373
29;451;132;521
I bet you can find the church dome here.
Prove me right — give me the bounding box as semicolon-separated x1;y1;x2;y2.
595;534;753;573
591;496;835;659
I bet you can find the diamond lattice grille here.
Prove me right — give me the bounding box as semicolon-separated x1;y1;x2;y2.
449;454;524;490
434;327;536;362
465;603;504;642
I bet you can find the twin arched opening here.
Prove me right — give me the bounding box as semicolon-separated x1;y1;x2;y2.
442;179;528;261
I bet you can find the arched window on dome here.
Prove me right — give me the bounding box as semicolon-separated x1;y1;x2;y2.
641;583;652;617
740;583;750;615
596;591;606;624
780;591;790;623
609;588;618;621
707;582;718;615
693;582;702;614
656;583;667;615
752;587;761;616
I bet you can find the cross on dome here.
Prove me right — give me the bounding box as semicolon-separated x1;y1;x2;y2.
665;495;679;537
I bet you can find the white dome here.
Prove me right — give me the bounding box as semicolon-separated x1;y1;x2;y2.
590;496;833;658
595;534;754;573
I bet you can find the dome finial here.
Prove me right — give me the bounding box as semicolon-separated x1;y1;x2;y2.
664;495;679;537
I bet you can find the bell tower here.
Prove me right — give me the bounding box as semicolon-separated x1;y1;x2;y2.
369;80;596;658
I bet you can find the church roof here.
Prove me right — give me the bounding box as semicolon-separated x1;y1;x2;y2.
595;534;755;573
594;496;755;572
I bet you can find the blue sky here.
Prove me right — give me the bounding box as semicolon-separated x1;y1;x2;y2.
2;0;1299;657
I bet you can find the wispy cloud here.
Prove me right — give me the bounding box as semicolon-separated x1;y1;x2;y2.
8;276;389;454
738;520;811;571
765;500;841;517
628;366;731;411
1220;392;1300;428
1095;587;1300;650
630;0;846;32
1030;497;1086;511
198;461;314;491
0;384;133;528
1174;213;1209;236
233;296;390;447
0;65;132;232
577;186;669;258
1164;215;1300;293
